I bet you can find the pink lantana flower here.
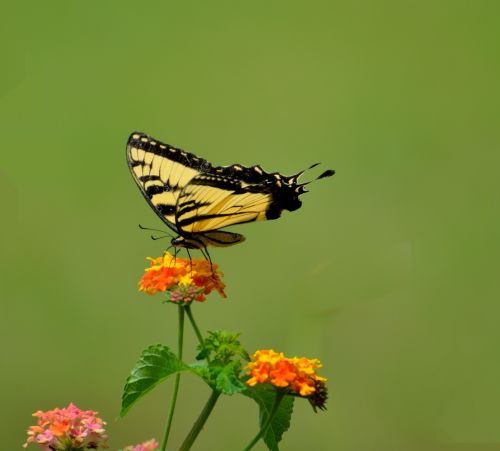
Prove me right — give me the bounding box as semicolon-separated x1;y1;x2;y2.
122;438;159;451
24;403;108;450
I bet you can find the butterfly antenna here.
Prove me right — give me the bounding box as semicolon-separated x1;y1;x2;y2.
138;224;174;239
151;234;169;241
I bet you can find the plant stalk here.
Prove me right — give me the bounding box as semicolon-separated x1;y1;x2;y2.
160;305;185;451
178;389;221;451
185;304;204;347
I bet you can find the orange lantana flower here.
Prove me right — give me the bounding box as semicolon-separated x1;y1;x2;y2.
245;350;328;410
138;252;226;302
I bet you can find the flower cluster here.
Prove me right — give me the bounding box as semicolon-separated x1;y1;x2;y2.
122;438;158;451
23;403;108;450
245;350;327;408
138;252;226;302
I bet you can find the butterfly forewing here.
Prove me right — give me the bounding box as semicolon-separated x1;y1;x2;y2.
126;132;211;232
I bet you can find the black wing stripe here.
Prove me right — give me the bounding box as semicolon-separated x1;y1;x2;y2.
177;201;212;216
188;176;271;194
177;212;255;228
146;185;171;196
139;175;162;182
156;204;176;216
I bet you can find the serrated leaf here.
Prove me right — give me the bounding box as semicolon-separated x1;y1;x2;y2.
215;362;246;395
120;344;188;417
244;389;294;451
189;361;211;382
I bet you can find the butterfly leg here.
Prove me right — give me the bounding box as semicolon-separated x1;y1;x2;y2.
198;246;207;261
170;247;179;267
163;244;174;257
201;246;213;272
186;248;194;275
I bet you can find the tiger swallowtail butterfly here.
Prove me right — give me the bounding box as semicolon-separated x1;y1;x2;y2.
126;132;334;250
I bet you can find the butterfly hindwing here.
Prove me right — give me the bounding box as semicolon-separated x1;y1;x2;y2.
197;231;246;247
176;173;274;233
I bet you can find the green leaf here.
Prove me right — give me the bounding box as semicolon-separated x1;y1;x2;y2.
120;344;188;417
244;388;294;451
196;330;248;364
189;360;245;395
189;361;211;382
215;362;246;395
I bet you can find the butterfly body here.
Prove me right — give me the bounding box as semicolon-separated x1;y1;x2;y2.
126;132;334;249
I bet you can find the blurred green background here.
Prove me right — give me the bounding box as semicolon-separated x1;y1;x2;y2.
2;1;500;450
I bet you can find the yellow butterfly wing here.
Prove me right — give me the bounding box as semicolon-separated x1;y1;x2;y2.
175;173;274;233
126;132;210;232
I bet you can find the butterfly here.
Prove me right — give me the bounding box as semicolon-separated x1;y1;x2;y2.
126;132;334;251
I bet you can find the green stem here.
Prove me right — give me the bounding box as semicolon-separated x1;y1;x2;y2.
160;305;185;451
178;390;221;451
242;390;286;451
185;304;204;347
